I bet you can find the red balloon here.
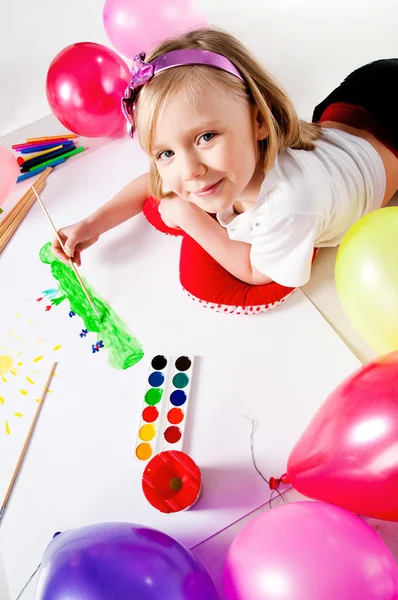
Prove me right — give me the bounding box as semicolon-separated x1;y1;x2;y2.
46;42;130;137
288;352;398;521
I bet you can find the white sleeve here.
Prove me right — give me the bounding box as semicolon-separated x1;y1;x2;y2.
250;212;322;287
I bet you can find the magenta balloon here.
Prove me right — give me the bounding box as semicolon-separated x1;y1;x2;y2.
0;146;19;206
46;42;130;137
288;351;398;521
103;0;207;60
224;502;398;600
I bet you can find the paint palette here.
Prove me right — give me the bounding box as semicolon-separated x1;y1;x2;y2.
134;354;194;463
161;356;193;452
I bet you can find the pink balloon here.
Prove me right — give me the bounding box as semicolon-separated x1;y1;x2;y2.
103;0;207;60
46;42;130;137
287;352;398;521
0;146;19;207
224;502;398;600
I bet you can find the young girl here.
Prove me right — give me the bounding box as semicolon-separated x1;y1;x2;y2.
52;28;398;288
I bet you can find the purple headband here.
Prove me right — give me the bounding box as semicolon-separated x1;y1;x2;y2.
121;49;244;136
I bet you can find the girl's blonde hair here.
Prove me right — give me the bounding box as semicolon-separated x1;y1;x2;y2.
135;27;321;199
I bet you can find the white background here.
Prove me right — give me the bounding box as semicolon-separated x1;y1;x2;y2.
0;121;361;599
1;1;397;598
1;0;397;136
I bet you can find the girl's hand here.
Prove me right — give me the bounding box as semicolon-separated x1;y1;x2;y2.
158;195;199;229
51;219;99;266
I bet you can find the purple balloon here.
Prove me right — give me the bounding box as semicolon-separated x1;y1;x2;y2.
35;522;219;600
224;502;398;600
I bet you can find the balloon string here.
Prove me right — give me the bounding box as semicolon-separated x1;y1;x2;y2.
243;415;287;508
15;562;41;599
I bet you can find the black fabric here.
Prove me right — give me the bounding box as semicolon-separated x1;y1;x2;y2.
312;59;398;148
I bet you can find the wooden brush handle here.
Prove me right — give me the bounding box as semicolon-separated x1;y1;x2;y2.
0;167;51;237
0;363;57;521
0;179;46;253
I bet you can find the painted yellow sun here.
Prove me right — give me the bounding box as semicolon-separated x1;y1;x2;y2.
0;355;15;376
0;313;61;436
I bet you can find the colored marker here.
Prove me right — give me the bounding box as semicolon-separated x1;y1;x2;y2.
13;140;68;150
16;158;66;182
26;134;78;143
18;145;64;163
25;146;84;171
18;142;74;154
12;138;75;150
20;144;76;172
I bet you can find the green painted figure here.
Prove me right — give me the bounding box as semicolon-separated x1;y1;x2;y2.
39;242;144;370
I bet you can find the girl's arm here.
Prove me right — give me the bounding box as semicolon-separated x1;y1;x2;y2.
86;172;150;235
52;172;150;265
162;198;272;286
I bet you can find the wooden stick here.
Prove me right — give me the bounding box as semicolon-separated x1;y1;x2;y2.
32;186;101;320
0;167;52;237
0;362;57;523
0;176;46;238
0;181;48;254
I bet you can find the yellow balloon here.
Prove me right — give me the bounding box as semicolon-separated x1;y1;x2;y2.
335;207;398;354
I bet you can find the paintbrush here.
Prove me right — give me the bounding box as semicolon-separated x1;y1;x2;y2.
0;362;57;523
31;186;101;320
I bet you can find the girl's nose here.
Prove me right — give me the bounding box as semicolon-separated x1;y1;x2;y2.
182;152;206;181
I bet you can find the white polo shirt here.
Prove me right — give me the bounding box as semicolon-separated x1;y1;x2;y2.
217;128;385;287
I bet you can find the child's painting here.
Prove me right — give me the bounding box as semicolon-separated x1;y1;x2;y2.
0;309;60;501
38;241;144;370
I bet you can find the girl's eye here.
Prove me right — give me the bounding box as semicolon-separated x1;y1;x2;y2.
198;132;216;144
157;150;174;161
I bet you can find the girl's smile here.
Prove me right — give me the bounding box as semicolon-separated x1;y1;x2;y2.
153;84;267;214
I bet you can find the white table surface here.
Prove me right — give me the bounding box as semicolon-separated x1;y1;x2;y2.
193;236;398;599
1;117;397;600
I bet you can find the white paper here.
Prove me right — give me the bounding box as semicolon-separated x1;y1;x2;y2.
0;136;361;598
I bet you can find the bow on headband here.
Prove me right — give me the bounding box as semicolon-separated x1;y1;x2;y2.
121;53;154;136
121;49;244;137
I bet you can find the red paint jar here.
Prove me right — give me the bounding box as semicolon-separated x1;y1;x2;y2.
142;450;202;513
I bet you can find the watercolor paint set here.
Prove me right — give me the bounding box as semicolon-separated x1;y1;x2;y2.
134;354;194;463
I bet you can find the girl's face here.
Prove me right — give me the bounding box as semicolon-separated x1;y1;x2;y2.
151;84;266;213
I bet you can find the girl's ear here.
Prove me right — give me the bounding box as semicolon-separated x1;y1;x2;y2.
254;108;268;141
